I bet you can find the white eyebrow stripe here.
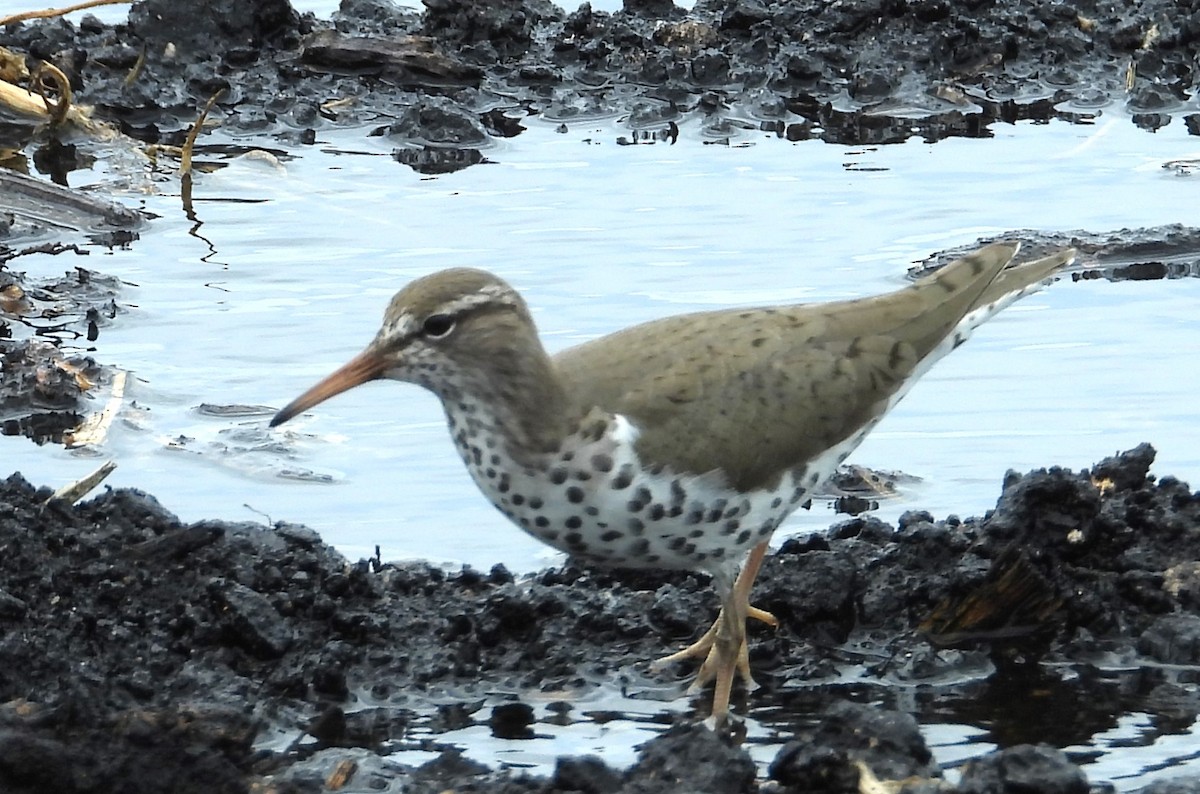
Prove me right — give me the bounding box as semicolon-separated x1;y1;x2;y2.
377;283;519;343
438;284;519;315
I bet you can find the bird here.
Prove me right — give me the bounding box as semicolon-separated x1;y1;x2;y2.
269;241;1074;725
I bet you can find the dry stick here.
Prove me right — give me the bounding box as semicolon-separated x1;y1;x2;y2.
0;0;129;27
65;369;128;448
45;460;118;506
0;77;50;119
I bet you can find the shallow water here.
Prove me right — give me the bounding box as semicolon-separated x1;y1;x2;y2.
8;113;1200;574
5;35;1200;785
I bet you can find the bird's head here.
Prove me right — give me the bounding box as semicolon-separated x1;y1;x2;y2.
270;268;547;428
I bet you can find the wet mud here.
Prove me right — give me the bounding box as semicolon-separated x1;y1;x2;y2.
1;0;1199;173
3;1;1200;791
2;445;1199;792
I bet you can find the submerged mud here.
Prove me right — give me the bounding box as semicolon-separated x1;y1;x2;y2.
1;445;1199;792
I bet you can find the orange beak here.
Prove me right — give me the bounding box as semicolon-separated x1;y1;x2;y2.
269;348;388;427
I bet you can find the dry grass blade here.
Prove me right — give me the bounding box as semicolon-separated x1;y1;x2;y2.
181;89;225;176
31;60;71;125
124;46;146;87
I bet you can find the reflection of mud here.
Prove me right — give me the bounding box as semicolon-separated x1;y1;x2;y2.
0;339;101;442
0;170;138;441
1;445;1197;791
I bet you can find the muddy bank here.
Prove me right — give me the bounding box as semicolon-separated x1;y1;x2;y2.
1;444;1199;792
1;0;1199;170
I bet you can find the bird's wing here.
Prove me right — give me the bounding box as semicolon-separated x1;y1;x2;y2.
554;243;1067;491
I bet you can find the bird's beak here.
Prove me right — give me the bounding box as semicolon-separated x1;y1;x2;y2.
269;348;388;427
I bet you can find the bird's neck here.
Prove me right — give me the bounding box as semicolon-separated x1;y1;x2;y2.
438;344;576;461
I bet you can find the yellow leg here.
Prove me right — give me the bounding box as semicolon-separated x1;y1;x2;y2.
650;541;777;723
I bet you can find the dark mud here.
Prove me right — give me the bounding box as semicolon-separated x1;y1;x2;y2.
2;0;1200;176
2;444;1199;792
3;2;1200;789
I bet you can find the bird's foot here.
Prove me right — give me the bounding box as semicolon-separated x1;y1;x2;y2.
651;540;777;726
650;605;778;690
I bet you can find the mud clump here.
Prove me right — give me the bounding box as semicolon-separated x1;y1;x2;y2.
0;445;1198;791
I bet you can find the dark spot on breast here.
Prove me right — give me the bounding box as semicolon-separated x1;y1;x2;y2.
543;530;558;540
591;453;614;472
566;486;585;503
565;516;582;529
490;454;502;466
549;468;568;485
574;471;593;481
600;530;623;542
668;537;686;551
689;529;704;539
649;504;665;521
635;486;652;505
736;529;752;544
535;516;549;528
711;548;725;559
485;468;496;479
770;497;782;509
561;450;575;462
585;506;599;516
627;499;645;513
628;518;645;534
759;521;774;536
790;487;807;504
529;497;544;510
706;509;723;523
512;493;525;505
471;447;483;465
721;520;740;536
611;466;634;490
586;420;608;441
670;480;686;506
565;531;583;545
668;506;683;518
686;510;704;525
630;538;649;555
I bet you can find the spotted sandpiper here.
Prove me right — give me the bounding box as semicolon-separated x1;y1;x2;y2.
270;242;1074;724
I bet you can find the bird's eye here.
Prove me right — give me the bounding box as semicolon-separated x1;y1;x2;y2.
422;313;456;338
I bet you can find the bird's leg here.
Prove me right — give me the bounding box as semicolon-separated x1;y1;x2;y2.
651;541;777;719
